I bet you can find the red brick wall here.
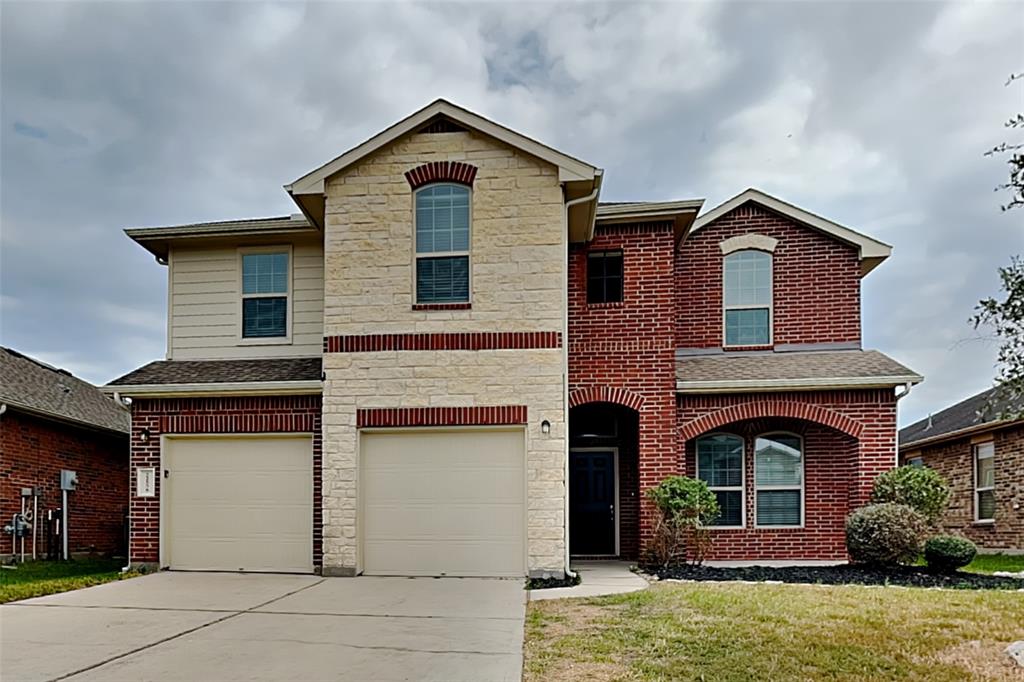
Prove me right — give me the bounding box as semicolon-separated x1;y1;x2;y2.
1;410;127;556
902;424;1023;551
129;395;322;566
677;390;898;559
677;204;862;349
568;221;679;558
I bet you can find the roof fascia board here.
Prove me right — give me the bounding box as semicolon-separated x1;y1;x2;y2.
287;100;598;196
101;380;323;398
691;189;892;271
677;373;924;393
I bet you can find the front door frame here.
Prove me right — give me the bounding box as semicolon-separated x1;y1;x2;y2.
569;446;620;557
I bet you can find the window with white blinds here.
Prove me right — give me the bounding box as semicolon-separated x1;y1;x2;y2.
754;433;803;527
974;441;995;522
415;184;470;303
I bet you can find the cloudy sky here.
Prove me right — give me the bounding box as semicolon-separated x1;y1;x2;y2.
1;1;1021;426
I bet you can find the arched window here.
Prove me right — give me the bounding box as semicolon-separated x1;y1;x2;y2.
723;249;772;346
414;183;470;303
754;432;803;527
695;434;744;527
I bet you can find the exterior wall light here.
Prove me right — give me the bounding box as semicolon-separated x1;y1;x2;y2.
139;428;150;443
540;420;551;435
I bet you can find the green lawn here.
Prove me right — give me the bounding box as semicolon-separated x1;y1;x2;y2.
963;554;1024;575
525;582;1024;681
0;558;136;603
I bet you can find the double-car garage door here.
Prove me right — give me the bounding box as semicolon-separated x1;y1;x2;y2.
162;428;526;577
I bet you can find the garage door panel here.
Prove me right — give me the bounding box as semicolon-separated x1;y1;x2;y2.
164;436;313;573
361;428;526;577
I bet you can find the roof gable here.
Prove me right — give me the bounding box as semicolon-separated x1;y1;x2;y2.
691;189;892;276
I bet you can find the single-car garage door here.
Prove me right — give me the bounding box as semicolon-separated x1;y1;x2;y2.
361;428;526;577
163;435;313;573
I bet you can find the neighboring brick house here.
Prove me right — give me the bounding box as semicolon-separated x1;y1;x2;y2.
900;388;1023;553
1;347;130;558
106;99;920;576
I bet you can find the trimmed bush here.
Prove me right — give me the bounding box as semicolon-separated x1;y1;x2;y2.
643;476;719;569
871;466;950;525
845;503;928;566
924;535;977;572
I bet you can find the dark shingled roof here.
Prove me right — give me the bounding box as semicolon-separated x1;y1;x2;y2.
899;386;1024;448
0;347;129;434
107;357;323;386
677;349;921;390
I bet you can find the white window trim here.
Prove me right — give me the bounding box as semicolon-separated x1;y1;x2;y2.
237;244;293;345
722;249;773;348
412;183;472;305
695;432;746;529
753;431;805;529
973;440;995;524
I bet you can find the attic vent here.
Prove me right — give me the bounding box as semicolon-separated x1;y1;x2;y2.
418;118;467;134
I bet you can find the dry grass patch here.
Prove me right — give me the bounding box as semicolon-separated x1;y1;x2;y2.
525;581;1024;682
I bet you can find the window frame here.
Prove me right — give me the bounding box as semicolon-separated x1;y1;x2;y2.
973;440;995;524
695;432;746;529
722;249;773;347
753;431;804;529
237;244;293;345
412;183;472;306
586;249;625;305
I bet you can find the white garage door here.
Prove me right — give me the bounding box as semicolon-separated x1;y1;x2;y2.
361;428;526;577
163;436;313;573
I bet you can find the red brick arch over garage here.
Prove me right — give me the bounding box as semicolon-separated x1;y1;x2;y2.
569;386;646;412
678;400;864;441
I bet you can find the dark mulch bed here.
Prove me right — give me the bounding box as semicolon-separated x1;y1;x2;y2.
527;572;582;590
648;564;1024;590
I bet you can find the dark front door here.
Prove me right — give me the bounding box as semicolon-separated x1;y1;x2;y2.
570;449;616;555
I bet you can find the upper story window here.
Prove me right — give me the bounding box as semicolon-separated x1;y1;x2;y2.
754;433;803;527
415;184;470;304
723;249;772;346
696;434;745;527
587;250;623;304
974;441;995;522
240;248;290;340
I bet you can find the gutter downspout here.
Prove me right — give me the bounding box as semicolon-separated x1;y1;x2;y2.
561;179;602;579
893;381;915;467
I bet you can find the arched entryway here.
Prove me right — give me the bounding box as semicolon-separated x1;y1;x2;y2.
569;402;640;559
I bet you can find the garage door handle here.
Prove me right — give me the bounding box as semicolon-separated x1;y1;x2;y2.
164;470;169;479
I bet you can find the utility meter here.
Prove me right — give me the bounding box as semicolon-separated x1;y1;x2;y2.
60;470;78;491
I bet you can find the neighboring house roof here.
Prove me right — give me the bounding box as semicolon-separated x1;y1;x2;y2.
125;214;316;260
0;347;129;434
676;349;922;393
284;98;604;241
899;386;1024;449
691;189;892;276
105;358;323;397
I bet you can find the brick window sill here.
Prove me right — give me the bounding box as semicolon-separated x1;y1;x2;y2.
412;303;472;311
972;520;996;527
587;300;625;308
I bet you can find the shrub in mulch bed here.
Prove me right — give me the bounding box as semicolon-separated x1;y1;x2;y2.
527;573;582;590
648;564;1024;590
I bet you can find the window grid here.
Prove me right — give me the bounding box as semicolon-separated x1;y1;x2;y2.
587;251;624;304
754;432;803;527
696;434;745;528
723;249;772;346
240;249;289;340
415;184;471;304
974;442;995;522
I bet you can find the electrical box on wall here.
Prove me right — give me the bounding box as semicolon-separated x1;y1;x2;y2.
60;470;78;491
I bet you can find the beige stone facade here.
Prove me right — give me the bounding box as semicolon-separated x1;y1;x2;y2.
320;130;568;575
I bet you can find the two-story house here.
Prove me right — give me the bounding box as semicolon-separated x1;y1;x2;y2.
106;99;921;578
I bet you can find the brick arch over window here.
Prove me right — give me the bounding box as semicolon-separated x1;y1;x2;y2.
404;161;478;189
679;400;864;440
569;386;646;412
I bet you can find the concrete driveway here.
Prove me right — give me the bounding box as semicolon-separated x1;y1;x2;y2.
1;572;526;682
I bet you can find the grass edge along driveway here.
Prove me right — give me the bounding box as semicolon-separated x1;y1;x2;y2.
525;581;1024;682
0;558;137;603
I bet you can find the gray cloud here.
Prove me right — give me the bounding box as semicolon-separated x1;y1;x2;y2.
2;1;1021;426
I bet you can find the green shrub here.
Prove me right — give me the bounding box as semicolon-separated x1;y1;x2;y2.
845;503;928;566
871;466;950;525
924;535;977;572
643;476;719;569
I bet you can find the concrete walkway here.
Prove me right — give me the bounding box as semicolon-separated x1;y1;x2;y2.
529;561;648;601
1;571;525;682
